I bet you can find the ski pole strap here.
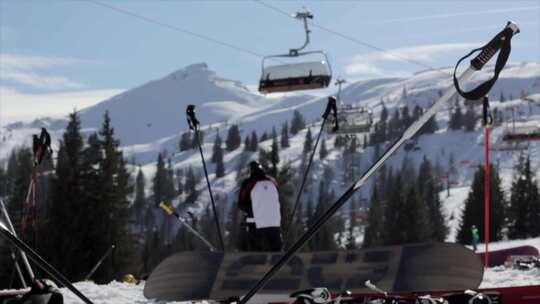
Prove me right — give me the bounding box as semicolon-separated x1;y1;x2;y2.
186;105;199;131
482;96;493;127
453;21;519;101
323;96;339;132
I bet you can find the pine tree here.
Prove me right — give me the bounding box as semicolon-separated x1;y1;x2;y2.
402;186;432;243
309;180;338;251
280;122;290;148
184;166;200;205
303;128;313;156
457;165;506;244
319;139;328;160
346;198;358;250
225;125;242;151
464;104;477;132
153;153;171;206
380;102;388;122
270;128;280;178
388;109;401;139
97;111;136;281
179;132;191;151
383;169;402;244
249;131;258;152
277;161;297;249
363;184;384;247
508;154;540;238
211;133;226;178
133;166;147;236
290;110;306;135
401;106;412;128
260;132;268;143
46;110;86;280
449;98;463;130
499;91;506;103
243;135;250;151
417;157;448;241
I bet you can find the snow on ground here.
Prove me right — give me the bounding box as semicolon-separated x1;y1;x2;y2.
60;281;151;304
59;266;540;304
480;267;540;288
54;236;540;303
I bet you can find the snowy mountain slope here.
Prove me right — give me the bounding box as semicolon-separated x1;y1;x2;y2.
1;62;540;243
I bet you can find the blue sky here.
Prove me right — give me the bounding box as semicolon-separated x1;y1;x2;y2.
0;0;539;122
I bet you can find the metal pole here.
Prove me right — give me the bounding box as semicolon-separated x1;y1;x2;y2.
159;201;216;251
186;105;225;251
84;244;116;281
0;199;35;280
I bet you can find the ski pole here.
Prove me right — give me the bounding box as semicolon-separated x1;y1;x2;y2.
159;201;216;251
285;96;337;246
0;199;35;281
0;221;94;304
84;244;115;281
1;198;28;287
186;105;225;251
237;22;519;304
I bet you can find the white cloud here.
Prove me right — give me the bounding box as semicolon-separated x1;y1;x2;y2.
354;43;478;63
0;53;90;90
345;43;478;78
0;87;124;124
345;62;384;77
0;53;88;70
2;71;85;90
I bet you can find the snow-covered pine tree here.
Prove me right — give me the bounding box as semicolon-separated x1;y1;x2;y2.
290;110;306;135
508;154;540;238
281;122;290;148
225;125;241;151
457;165;506;244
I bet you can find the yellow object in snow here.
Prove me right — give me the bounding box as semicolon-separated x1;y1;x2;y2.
123;274;137;284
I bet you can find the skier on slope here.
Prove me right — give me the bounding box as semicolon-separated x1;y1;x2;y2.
238;161;283;252
471;225;479;252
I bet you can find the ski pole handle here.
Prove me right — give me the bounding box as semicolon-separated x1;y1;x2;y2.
186;104;199;130
471;21;519;70
159;201;175;216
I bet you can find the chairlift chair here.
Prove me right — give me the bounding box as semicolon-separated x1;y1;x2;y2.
327;79;373;134
259;10;332;94
331;105;373;134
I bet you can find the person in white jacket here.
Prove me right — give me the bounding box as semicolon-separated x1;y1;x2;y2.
238;161;282;251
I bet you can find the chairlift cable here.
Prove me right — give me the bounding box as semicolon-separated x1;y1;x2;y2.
86;0;265;59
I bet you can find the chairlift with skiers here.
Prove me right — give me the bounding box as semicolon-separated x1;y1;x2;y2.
259;9;332;94
327;79;373;134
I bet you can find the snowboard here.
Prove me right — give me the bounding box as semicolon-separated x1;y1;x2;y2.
476;245;539;267
143;242;483;302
